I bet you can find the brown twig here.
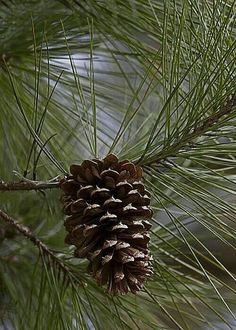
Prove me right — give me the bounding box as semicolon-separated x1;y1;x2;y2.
0;180;61;191
142;93;236;167
0;209;69;276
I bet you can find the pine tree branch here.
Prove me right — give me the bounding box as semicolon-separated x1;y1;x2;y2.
0;209;70;276
142;93;236;167
0;179;61;191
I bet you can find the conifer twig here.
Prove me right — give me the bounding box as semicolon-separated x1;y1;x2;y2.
0;179;61;191
142;93;236;167
0;209;69;275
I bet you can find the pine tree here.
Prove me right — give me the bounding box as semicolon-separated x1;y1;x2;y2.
0;1;236;329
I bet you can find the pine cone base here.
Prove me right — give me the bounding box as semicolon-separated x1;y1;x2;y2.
60;154;153;294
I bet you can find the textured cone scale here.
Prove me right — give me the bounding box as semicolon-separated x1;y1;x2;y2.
60;154;153;294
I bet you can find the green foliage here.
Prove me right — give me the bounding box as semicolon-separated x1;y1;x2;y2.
0;0;236;329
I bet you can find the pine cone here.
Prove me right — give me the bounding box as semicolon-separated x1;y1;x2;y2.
60;154;153;294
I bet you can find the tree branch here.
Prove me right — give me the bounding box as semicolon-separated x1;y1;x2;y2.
142;93;236;167
0;209;69;276
0;179;61;191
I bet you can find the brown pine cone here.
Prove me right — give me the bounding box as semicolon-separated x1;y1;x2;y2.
60;154;153;294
